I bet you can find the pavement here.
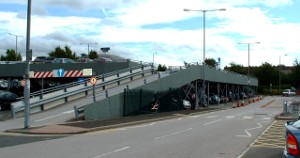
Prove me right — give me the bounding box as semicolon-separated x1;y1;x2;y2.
6;104;232;135
5;99;297;135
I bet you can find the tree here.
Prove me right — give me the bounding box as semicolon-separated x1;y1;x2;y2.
254;62;278;86
0;49;22;61
48;45;77;59
291;59;300;88
224;62;246;75
204;58;218;67
88;50;98;59
157;64;167;71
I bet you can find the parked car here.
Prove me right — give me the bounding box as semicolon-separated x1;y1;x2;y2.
52;58;75;63
93;57;113;63
220;95;229;103
77;57;93;63
44;56;56;63
283;89;296;97
283;120;300;158
0;91;19;110
209;94;220;104
32;56;46;64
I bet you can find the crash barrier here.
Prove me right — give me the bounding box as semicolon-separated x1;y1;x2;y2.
74;106;84;119
11;64;154;118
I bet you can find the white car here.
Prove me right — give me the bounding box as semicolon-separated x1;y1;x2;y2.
283;89;296;96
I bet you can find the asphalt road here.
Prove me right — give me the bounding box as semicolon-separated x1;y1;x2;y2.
0;96;285;158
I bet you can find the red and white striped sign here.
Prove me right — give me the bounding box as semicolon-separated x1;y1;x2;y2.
34;71;53;78
64;70;83;77
34;70;84;78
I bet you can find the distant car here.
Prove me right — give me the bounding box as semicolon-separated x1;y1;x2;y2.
283;89;296;97
32;56;46;64
0;91;19;110
44;56;56;63
93;57;113;63
77;57;93;63
52;58;75;63
283;120;300;158
209;94;220;104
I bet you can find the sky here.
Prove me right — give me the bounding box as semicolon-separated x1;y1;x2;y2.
0;0;299;68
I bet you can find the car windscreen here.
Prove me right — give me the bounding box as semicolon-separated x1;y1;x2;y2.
292;120;300;128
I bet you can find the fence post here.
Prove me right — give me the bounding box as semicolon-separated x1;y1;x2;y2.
105;90;108;98
10;104;15;119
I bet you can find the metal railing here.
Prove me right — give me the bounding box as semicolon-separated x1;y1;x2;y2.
11;63;154;118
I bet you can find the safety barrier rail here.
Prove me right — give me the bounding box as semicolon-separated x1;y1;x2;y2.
11;64;154;118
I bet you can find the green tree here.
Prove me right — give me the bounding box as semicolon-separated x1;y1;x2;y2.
0;49;22;61
157;64;167;71
291;59;300;88
48;45;77;59
254;62;278;86
88;50;98;59
224;62;246;75
204;58;218;67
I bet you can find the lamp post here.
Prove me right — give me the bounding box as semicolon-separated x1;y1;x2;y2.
24;0;32;129
152;52;157;68
279;54;287;92
80;42;98;54
8;33;23;61
238;42;260;97
183;8;226;106
237;42;260;76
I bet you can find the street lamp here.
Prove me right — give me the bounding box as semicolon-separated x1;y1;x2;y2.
279;54;287;92
8;33;23;61
80;42;98;54
184;8;226;106
24;0;32;129
237;42;260;76
238;42;260;97
153;52;157;67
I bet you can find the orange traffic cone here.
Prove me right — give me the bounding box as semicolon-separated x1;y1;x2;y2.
241;100;245;106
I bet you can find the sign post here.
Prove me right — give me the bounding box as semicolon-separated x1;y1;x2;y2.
90;76;97;102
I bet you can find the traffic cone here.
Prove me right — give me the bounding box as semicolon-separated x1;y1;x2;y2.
232;103;237;108
241;100;245;106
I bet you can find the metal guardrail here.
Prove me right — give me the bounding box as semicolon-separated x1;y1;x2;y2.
11;64;154;118
284;99;300;115
17;62;152;100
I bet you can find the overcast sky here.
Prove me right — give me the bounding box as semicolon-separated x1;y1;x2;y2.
0;0;299;68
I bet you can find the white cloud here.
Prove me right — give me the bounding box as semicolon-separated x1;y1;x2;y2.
0;0;299;68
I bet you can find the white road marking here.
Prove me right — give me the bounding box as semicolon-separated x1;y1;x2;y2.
116;122;156;131
236;121;268;138
206;115;218;119
34;110;74;122
226;116;235;119
263;117;271;120
94;146;130;158
155;128;193;140
243;116;253;119
204;119;221;126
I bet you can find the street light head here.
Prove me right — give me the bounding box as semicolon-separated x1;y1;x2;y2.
256;42;260;44
183;8;191;11
219;8;226;11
